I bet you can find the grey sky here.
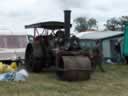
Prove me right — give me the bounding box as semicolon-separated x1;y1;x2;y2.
0;0;128;33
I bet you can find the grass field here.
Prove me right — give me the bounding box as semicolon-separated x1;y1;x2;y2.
0;64;128;96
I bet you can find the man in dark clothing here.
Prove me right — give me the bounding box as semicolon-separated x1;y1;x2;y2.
90;41;105;72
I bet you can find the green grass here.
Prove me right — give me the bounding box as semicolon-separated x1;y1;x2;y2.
0;64;128;96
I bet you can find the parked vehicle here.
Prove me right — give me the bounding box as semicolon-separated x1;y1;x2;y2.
0;31;28;64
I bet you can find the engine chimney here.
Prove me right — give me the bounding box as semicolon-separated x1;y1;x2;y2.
64;10;71;39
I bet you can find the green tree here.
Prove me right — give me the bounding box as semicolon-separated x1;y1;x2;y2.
74;17;97;32
105;17;119;31
119;16;128;30
88;18;97;29
105;16;128;31
74;17;88;32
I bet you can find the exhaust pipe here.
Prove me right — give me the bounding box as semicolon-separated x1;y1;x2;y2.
64;10;71;39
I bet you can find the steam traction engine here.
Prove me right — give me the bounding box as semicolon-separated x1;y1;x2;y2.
24;10;92;81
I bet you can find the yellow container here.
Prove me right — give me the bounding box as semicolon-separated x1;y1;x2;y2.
10;62;17;70
0;62;17;73
0;62;7;73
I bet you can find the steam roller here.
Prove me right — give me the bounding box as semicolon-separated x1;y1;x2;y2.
24;10;92;81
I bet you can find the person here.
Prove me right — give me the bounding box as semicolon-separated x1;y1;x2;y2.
114;40;122;63
115;40;121;53
91;41;105;72
55;30;65;48
91;48;105;72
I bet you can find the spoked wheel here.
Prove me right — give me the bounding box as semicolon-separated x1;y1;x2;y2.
25;44;43;73
31;58;43;72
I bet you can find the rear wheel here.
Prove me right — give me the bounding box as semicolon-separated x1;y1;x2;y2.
25;44;43;72
31;58;43;72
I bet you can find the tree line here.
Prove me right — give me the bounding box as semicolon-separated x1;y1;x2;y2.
74;17;97;32
74;16;128;32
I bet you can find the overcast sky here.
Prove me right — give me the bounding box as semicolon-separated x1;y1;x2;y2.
0;0;128;33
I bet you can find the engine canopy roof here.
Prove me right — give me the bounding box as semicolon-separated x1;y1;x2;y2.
25;21;72;30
